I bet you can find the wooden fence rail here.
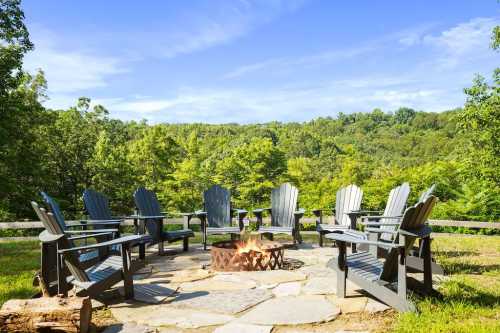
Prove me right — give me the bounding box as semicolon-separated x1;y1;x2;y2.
1;217;499;230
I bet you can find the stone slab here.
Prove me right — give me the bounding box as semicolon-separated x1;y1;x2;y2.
238;295;340;325
328;295;368;314
110;304;234;329
102;323;156;333
119;281;177;304
302;277;336;295
214;323;273;333
364;298;390;313
168;268;213;283
171;289;272;314
237;270;307;285
272;282;301;297
180;277;257;291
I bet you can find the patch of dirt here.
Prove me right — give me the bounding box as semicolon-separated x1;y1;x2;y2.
273;311;397;333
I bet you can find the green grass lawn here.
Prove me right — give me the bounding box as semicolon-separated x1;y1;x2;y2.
0;234;499;332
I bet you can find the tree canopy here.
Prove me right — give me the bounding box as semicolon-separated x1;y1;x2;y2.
0;1;498;223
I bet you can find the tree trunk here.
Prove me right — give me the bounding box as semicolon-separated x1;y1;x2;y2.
0;296;91;333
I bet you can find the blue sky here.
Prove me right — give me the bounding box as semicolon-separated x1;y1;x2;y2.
22;0;499;123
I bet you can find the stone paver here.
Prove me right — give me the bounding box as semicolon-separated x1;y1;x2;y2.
111;304;234;329
102;323;156;333
180;277;257;291
119;280;177;304
237;270;307;285
365;298;390;313
107;242;401;332
171;289;272;314
302;277;336;295
238;295;340;325
168;268;212;283
214;323;273;333
328;295;368;314
272;282;301;297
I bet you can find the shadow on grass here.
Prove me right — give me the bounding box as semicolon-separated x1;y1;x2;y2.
434;250;479;258
436;280;500;308
441;262;500;275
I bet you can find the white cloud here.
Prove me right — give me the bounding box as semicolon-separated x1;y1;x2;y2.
223;44;376;79
422;17;499;69
102;77;459;124
158;0;307;58
23;27;127;96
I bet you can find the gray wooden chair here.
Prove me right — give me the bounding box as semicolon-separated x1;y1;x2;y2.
32;202;143;299
313;184;363;247
195;185;248;250
133;187;194;255
326;195;438;312
359;182;411;241
41;191;122;234
83;188;149;259
254;183;305;244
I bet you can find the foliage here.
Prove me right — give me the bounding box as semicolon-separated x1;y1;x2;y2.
0;2;498;225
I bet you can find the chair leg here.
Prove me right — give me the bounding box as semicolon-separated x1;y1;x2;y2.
183;237;189;252
319;232;324;247
337;241;347;298
398;237;407;300
139;243;145;260
421;237;433;294
121;244;134;299
158;241;165;256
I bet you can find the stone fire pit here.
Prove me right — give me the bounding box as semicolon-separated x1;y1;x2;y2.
211;239;284;271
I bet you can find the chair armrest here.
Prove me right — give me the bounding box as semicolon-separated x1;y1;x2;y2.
64;228;119;235
68;232;114;241
195;211;207;218
325;232;401;249
312;208;334;217
233;209;248;217
355;210;383;214
294;209;305;218
365;227;398;235
253;208;271;215
128;215;166;220
360;221;401;226
59;235;144;253
399;225;432;238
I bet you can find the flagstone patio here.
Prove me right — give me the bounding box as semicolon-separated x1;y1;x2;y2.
103;242;393;332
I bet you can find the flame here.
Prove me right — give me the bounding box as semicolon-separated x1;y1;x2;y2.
236;237;265;254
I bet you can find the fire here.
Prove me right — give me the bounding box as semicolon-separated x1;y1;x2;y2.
236;237;265;254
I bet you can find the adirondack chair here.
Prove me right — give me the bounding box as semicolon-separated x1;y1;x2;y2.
41;191;122;234
195;185;248;250
326;195;437;312
83;189;149;259
254;183;305;244
133;187;194;255
40;192;122;259
313;184;363;247
32;201;143;298
359;182;411;241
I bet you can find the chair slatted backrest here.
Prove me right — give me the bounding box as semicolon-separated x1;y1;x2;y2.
31;201;89;283
133;187;162;237
271;183;299;228
379;183;411;240
83;189;113;220
418;184;436;203
203;185;231;228
40;192;67;230
380;195;437;281
335;184;363;227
